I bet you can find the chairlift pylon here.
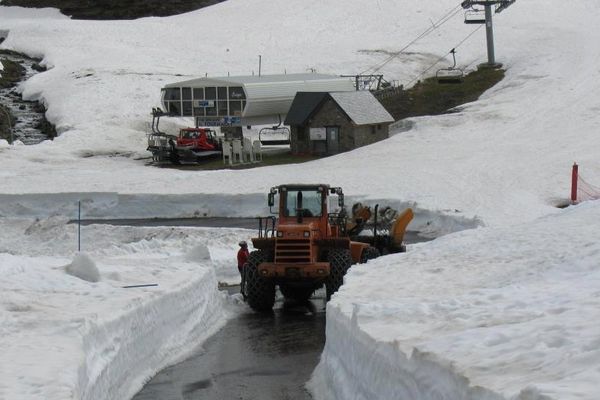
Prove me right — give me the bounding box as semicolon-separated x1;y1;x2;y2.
436;49;464;84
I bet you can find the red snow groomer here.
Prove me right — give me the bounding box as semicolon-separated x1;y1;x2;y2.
147;109;223;164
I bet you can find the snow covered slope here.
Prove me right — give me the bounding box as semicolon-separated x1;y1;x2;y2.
309;200;600;400
0;0;598;228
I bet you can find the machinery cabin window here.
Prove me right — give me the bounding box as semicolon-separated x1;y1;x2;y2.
284;189;323;217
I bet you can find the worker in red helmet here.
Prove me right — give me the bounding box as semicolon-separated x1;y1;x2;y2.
237;241;250;291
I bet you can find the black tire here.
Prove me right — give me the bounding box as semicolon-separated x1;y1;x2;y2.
169;142;181;165
279;284;314;302
360;246;380;263
245;250;276;312
325;248;353;301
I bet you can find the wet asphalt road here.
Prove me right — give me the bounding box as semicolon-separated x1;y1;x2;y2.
133;290;326;400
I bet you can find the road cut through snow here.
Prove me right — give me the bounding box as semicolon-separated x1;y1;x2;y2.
1;1;600;398
308;200;600;400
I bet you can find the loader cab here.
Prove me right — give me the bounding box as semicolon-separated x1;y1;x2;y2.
268;184;345;237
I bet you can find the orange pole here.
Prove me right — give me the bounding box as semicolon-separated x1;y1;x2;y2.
571;163;578;204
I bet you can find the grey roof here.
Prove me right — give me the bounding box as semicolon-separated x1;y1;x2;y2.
284;92;328;125
285;91;394;126
329;91;394;125
164;73;347;88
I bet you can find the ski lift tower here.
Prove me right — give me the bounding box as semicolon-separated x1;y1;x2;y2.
461;0;515;69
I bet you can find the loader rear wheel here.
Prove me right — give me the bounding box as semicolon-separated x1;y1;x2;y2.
360;246;380;263
325;248;353;301
245;250;276;312
279;285;314;302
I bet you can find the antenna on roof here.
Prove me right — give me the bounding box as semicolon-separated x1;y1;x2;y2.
258;55;262;77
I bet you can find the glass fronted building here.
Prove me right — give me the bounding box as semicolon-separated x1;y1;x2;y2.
161;73;355;127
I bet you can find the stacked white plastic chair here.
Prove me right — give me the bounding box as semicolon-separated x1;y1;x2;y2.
242;137;254;162
231;139;243;164
252;140;262;162
222;141;233;165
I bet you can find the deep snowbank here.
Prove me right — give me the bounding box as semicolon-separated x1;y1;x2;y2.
309;201;600;400
0;253;228;400
79;264;225;400
0;218;249;399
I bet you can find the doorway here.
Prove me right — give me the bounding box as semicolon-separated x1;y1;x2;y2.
326;126;339;154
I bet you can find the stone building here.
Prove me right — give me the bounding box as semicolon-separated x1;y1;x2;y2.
284;91;394;156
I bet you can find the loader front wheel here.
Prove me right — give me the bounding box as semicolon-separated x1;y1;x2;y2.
325;248;353;301
245;250;276;312
360;246;380;263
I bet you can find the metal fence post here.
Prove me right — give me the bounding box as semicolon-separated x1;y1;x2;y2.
78;200;81;252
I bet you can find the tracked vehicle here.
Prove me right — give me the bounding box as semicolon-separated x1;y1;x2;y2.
243;184;413;311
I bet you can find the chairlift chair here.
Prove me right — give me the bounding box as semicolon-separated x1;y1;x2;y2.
258;125;291;146
436;49;464;84
464;8;486;24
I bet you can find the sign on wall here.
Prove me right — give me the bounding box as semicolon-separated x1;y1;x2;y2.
310;127;326;141
195;116;241;127
194;100;215;108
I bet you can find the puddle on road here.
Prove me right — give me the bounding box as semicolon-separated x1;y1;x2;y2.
134;291;325;400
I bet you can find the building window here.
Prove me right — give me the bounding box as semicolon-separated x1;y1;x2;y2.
371;125;376;134
193;88;204;100
168;101;181;115
229;87;246;99
229;101;243;116
182;101;192;116
205;87;217;100
206;104;217;116
218;87;228;100
217;101;229;116
164;88;180;101
182;87;192;100
193;107;205;117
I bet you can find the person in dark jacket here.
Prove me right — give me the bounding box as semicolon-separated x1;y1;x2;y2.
237;241;249;287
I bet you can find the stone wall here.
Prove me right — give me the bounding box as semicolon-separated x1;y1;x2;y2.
291;98;390;155
0;104;14;142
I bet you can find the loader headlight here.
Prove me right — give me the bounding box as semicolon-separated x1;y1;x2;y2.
303;231;310;237
261;269;269;276
277;231;283;237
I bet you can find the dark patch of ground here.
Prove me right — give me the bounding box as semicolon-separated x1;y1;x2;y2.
0;104;15;142
376;67;506;120
149;150;322;171
0;55;25;89
1;0;226;20
0;57;24;141
0;50;56;143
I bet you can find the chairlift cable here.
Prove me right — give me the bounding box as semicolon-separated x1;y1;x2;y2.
364;5;462;74
405;24;484;87
360;4;463;75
